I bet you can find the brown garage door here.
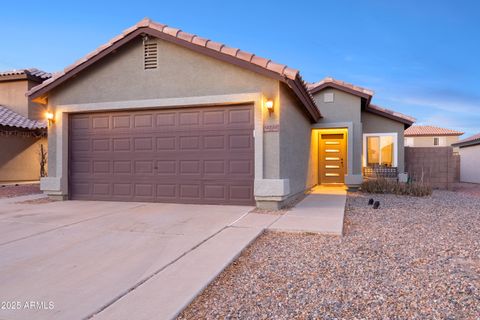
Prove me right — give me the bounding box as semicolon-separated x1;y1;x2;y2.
69;105;254;205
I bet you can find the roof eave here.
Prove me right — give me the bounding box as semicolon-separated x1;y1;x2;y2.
287;77;322;122
452;139;480;148
309;82;372;100
28;24;321;121
365;106;414;127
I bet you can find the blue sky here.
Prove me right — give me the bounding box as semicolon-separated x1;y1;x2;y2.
1;0;479;136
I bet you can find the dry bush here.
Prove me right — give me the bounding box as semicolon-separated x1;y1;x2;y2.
361;178;432;197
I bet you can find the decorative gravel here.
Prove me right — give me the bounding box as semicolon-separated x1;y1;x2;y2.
179;190;480;319
0;183;41;198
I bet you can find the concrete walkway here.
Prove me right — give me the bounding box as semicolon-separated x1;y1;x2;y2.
0;197;279;320
269;185;347;235
93;212;278;320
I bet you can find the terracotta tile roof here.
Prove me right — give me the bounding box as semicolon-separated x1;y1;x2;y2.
307;77;374;97
0;68;52;82
452;133;480;148
367;104;416;126
405;125;464;137
28;18;321;121
0;105;47;130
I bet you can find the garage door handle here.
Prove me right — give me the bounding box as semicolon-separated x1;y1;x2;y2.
154;166;158;170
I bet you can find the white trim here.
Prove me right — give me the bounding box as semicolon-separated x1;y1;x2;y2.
362;132;398;167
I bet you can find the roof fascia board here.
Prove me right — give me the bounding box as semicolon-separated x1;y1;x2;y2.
309;82;371;100
287;78;322;122
365;106;413;126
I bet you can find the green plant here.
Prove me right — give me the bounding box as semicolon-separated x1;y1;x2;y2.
361;178;432;197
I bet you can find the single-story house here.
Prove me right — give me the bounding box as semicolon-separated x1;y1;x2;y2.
0;69;50;182
452;133;480;184
28;18;415;209
405;125;464;152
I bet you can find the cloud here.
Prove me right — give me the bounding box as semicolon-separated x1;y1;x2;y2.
398;96;479;114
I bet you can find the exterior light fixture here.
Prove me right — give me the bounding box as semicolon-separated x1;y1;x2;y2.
46;112;55;125
265;99;274;112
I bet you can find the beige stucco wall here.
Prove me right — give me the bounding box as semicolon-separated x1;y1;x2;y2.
406;136;460;152
0;80;30;118
0;135;47;182
0;79;45;120
458;144;480;183
311;89;363;178
362;111;406;173
45;35;292;202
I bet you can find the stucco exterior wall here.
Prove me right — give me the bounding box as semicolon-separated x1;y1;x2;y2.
0;135;47;182
0;80;30;118
459;144;480;183
311;89;363;177
405;136;460;152
27;80;47;120
0;79;44;120
44;35;289;203
49;38;278;106
362;111;406;173
279;82;314;196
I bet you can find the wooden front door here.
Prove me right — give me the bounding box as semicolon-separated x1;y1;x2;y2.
319;133;347;184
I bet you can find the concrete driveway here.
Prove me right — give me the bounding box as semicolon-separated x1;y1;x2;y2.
0;195;266;320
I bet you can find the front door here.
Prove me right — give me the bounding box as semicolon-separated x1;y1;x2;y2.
319;133;347;184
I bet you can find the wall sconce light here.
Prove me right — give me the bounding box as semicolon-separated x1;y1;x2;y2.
265;99;274;112
46;112;55;126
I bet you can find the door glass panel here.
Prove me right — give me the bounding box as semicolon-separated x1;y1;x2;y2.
367;136;380;166
381;136;393;166
366;135;395;166
325;149;339;153
325;157;340;161
325;165;340;169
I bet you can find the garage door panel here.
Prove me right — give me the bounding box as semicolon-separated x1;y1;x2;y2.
69;105;254;205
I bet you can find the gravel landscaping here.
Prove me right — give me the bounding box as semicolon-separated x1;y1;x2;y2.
0;183;41;198
179;190;480;319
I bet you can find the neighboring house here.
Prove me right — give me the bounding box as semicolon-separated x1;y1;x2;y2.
452;133;480;184
28;18;414;208
0;69;50;182
405;125;464;152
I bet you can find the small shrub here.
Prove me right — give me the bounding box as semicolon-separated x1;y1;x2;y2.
361;178;432;197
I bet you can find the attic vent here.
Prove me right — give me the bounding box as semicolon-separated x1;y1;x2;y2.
144;41;158;70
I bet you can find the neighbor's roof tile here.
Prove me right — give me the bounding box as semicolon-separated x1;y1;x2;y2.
0;68;52;82
405;125;464;137
0;105;46;130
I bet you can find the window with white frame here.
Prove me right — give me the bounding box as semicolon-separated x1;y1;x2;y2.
363;133;398;167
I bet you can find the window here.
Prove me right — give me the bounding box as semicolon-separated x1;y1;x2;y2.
363;133;398;167
433;137;439;146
